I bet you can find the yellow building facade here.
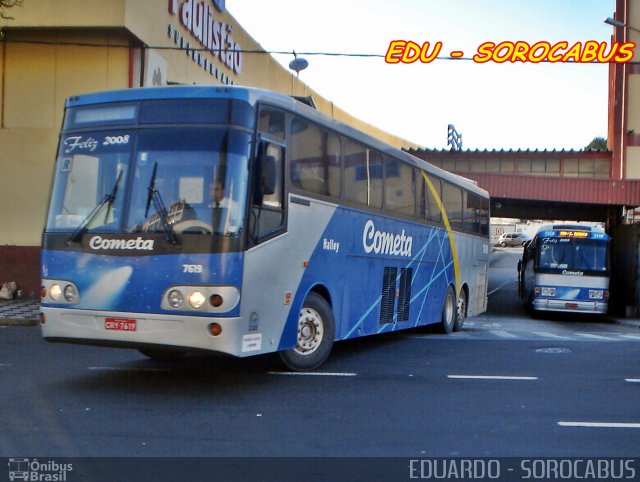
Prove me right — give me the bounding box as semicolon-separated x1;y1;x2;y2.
0;0;417;295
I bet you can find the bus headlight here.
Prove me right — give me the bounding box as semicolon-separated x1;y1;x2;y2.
162;286;240;312
49;284;62;301
589;290;604;300
63;284;78;302
42;279;80;304
167;290;184;308
536;286;556;297
188;291;206;309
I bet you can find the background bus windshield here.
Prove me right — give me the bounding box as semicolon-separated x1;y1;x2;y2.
537;238;608;272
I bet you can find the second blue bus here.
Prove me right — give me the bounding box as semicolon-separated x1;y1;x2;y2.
519;224;610;315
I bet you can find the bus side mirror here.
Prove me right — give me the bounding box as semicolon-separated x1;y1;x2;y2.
517;260;522;272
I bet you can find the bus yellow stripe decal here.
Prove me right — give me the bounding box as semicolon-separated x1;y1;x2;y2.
420;171;460;296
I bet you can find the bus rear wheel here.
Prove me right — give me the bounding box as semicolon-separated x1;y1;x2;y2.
279;292;335;371
438;285;457;334
454;289;467;332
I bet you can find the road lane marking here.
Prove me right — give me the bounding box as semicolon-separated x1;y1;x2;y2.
558;422;640;428
490;330;518;338
447;375;538;381
625;378;640;383
87;366;173;372
487;281;510;296
0;363;12;367
532;331;570;340
481;322;503;328
536;347;572;354
619;334;640;340
576;333;612;340
268;371;357;377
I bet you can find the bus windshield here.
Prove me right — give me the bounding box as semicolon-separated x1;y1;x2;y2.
46;127;251;237
537;238;609;273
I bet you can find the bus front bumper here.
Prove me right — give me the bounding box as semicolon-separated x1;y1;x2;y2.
40;307;259;357
533;299;608;315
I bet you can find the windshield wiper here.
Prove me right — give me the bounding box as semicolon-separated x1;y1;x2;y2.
67;170;123;244
144;162;178;245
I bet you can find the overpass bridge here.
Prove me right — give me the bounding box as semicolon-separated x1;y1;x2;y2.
407;147;640;226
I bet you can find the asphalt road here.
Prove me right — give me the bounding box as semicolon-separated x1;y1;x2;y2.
1;248;639;479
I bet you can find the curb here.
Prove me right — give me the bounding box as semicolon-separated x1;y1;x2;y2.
0;300;41;327
0;318;39;327
611;318;640;330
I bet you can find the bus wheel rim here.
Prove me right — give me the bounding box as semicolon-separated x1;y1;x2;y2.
295;307;324;355
445;292;455;326
457;295;466;323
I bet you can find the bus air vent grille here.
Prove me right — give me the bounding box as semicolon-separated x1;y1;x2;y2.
380;267;397;324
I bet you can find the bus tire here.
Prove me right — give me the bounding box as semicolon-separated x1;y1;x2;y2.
279;292;335;372
138;347;188;360
454;289;467;332
438;285;457;334
524;292;538;318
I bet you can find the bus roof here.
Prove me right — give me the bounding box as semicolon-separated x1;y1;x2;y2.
65;85;489;199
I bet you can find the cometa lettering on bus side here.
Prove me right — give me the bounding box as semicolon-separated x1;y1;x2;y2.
362;220;413;257
89;236;155;251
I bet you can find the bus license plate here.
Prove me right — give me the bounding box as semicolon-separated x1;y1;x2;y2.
105;317;137;331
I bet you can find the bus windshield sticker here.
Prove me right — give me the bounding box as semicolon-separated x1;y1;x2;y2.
64;135;99;153
61;157;73;172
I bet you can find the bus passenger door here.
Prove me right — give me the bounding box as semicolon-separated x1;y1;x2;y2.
250;141;285;243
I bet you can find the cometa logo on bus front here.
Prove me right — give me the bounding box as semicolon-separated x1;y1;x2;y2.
89;236;155;251
362;220;413;257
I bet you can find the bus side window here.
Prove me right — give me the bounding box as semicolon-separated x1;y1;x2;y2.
419;176;442;225
441;181;463;230
253;143;284;239
464;192;487;234
289;117;341;198
258;108;285;139
384;157;415;216
479;196;490;235
343;140;382;208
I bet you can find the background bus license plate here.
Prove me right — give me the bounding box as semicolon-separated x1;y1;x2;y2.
105;318;137;331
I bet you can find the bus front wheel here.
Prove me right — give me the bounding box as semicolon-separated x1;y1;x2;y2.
438;286;457;334
279;292;335;371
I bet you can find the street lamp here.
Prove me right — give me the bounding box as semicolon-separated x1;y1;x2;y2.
604;16;640;33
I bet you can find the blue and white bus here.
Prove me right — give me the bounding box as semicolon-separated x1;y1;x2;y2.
518;224;610;315
41;86;490;370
